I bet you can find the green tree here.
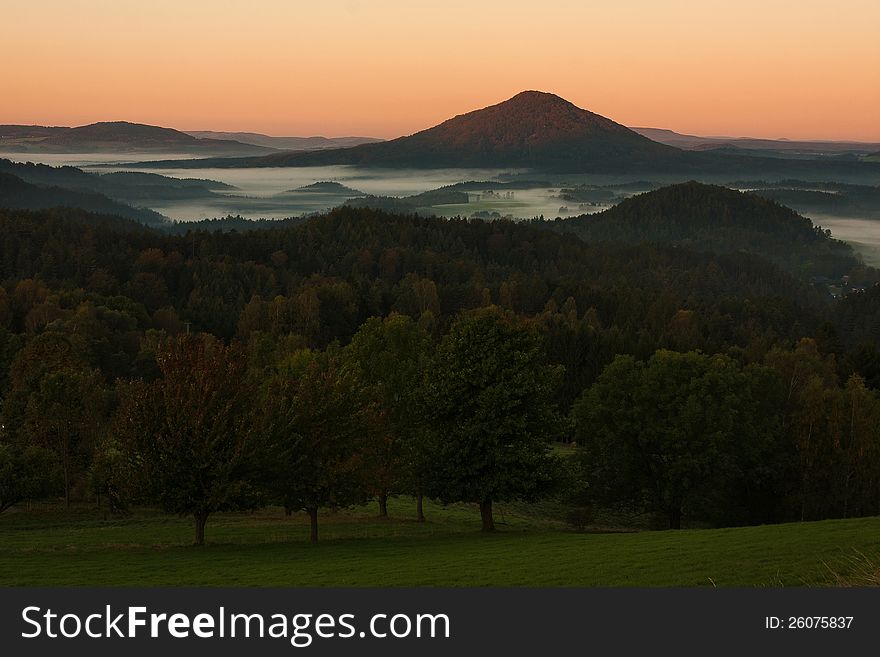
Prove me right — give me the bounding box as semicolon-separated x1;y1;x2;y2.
3;331;89;429
765;339;840;520
262;350;375;542
19;367;106;509
834;375;880;518
0;443;55;513
88;436;132;514
574;350;783;528
115;334;262;545
423;307;565;531
344;313;433;518
0;326;23;398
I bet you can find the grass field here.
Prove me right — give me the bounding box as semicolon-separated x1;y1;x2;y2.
1;498;878;587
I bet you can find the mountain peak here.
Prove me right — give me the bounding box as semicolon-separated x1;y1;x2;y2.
503;89;575;105
402;90;664;162
215;91;685;171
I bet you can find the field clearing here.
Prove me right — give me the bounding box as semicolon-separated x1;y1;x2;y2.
1;498;878;587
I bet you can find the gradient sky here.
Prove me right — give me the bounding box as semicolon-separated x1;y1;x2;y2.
3;0;879;140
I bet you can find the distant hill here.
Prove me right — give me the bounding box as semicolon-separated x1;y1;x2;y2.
736;180;880;219
0;121;275;156
633;127;880;155
116;93;880;182
287;181;365;195
0;125;66;139
0;171;166;225
262;91;686;170
169;92;686;172
186;131;382;151
0;159;232;202
553;181;859;279
344;186;470;213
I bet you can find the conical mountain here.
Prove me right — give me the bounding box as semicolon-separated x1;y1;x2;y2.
256;91;685;170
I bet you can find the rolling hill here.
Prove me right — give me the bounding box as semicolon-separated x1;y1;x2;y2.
0;158;232;202
633;128;880;154
0;125;66;139
0;121;275;156
553;181;860;279
0;171;166;225
288;181;365;195
185;131;382;151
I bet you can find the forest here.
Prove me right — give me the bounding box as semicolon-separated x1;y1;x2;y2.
1;196;880;544
553;181;865;279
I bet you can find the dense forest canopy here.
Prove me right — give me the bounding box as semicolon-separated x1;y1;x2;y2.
0;170;167;225
1;192;879;538
553;181;866;280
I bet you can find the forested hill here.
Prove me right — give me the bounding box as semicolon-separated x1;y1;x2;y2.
125;92;693;171
553;181;862;279
0;205;826;405
0;172;167;226
0;159;232;203
0;121;274;156
251;91;684;170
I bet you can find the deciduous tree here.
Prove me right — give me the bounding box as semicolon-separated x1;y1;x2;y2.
344;313;433;518
574;350;783;528
262;350;375;542
115;334;261;545
423;307;564;531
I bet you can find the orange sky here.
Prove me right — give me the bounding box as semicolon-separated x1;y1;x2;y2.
3;0;879;140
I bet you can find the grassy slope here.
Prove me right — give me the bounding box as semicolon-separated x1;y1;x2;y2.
1;498;878;587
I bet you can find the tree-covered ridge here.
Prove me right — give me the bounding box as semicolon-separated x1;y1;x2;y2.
288;181;365;195
0;121;275;155
0;172;167;226
1;201;880;540
737;180;880;219
344;187;469;213
553;181;864;279
0;159;232;202
1;199;870;416
0;204;822;348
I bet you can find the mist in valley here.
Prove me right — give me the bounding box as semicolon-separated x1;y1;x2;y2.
810;214;880;267
3;149;879;266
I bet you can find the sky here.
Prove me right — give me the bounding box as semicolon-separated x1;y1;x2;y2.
2;0;879;141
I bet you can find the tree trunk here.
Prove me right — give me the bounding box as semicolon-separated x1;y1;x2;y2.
307;506;319;543
669;506;682;530
480;499;495;532
800;471;809;522
62;455;70;511
194;511;209;546
800;420;814;522
416;494;425;523
60;426;71;511
378;493;388;517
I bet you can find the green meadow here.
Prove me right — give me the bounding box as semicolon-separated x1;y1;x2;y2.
1;498;878;587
